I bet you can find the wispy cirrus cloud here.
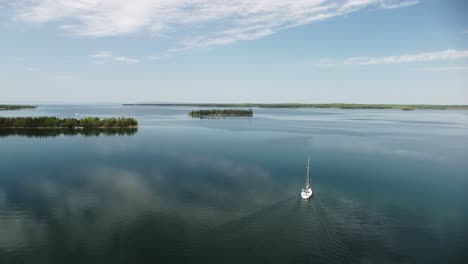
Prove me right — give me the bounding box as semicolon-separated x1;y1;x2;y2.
12;0;418;50
91;51;113;59
113;56;140;64
379;0;419;9
314;49;468;67
91;51;139;64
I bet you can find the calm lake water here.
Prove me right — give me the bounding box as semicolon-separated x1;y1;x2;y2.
1;104;467;263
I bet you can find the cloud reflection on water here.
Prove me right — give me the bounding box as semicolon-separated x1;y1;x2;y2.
0;156;282;254
0;157;464;263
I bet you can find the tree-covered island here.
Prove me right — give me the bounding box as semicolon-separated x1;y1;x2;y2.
0;117;138;129
0;128;138;137
401;107;415;111
189;109;253;117
0;104;37;111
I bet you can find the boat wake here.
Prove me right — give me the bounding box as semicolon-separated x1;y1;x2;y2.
184;195;351;263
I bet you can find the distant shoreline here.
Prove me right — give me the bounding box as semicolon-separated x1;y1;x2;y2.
0;104;37;111
123;103;468;110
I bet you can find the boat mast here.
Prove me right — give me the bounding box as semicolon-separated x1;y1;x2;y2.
306;156;310;188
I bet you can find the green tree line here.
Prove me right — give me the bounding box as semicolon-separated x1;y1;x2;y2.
0;117;138;128
0;105;37;111
189;109;253;117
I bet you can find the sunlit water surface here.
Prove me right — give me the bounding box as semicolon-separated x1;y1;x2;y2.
1;104;467;263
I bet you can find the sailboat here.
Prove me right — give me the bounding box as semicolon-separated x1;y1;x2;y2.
301;156;313;199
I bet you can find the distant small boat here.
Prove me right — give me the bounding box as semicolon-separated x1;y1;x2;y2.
301;156;313;200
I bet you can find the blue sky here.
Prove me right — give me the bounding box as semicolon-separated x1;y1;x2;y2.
1;0;467;104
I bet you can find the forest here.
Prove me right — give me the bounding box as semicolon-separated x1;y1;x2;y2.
0;117;138;128
189;109;253;117
0;104;37;111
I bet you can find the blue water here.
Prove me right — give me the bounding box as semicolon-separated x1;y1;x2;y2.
0;104;467;263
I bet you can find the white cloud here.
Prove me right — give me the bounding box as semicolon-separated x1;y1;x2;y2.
13;0;417;49
181;28;275;49
91;51;113;59
379;0;418;9
113;56;140;64
90;51;140;64
315;49;468;66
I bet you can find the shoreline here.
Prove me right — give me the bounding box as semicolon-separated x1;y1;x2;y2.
0;126;138;129
0;117;138;129
123;103;468;110
0;104;37;111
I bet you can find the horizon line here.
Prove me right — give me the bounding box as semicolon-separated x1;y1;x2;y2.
2;102;468;106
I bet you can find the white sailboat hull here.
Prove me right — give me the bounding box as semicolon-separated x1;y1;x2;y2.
301;187;313;199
